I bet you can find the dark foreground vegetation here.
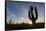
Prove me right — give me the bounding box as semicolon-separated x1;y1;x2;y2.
5;23;45;30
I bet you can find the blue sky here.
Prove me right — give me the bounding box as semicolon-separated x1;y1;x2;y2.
6;2;45;23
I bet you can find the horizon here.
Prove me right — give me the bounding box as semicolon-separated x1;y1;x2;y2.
6;2;45;24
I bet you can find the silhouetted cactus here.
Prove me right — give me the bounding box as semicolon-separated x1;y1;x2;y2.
17;21;18;24
9;18;12;24
29;6;38;25
23;21;24;24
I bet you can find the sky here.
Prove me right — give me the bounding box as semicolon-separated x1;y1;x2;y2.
6;1;45;24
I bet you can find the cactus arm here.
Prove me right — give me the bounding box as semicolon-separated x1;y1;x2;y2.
29;10;32;20
29;9;34;20
34;7;38;20
31;9;34;19
29;6;34;20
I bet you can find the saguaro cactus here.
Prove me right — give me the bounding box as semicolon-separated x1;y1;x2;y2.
29;6;38;25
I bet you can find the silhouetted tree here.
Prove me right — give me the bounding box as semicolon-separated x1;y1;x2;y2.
29;6;38;25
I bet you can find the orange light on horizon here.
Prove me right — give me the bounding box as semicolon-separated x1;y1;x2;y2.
7;17;33;24
28;21;32;24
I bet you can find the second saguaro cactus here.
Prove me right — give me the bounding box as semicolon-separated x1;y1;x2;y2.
29;6;38;25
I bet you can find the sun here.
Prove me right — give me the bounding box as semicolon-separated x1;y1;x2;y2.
28;21;32;24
